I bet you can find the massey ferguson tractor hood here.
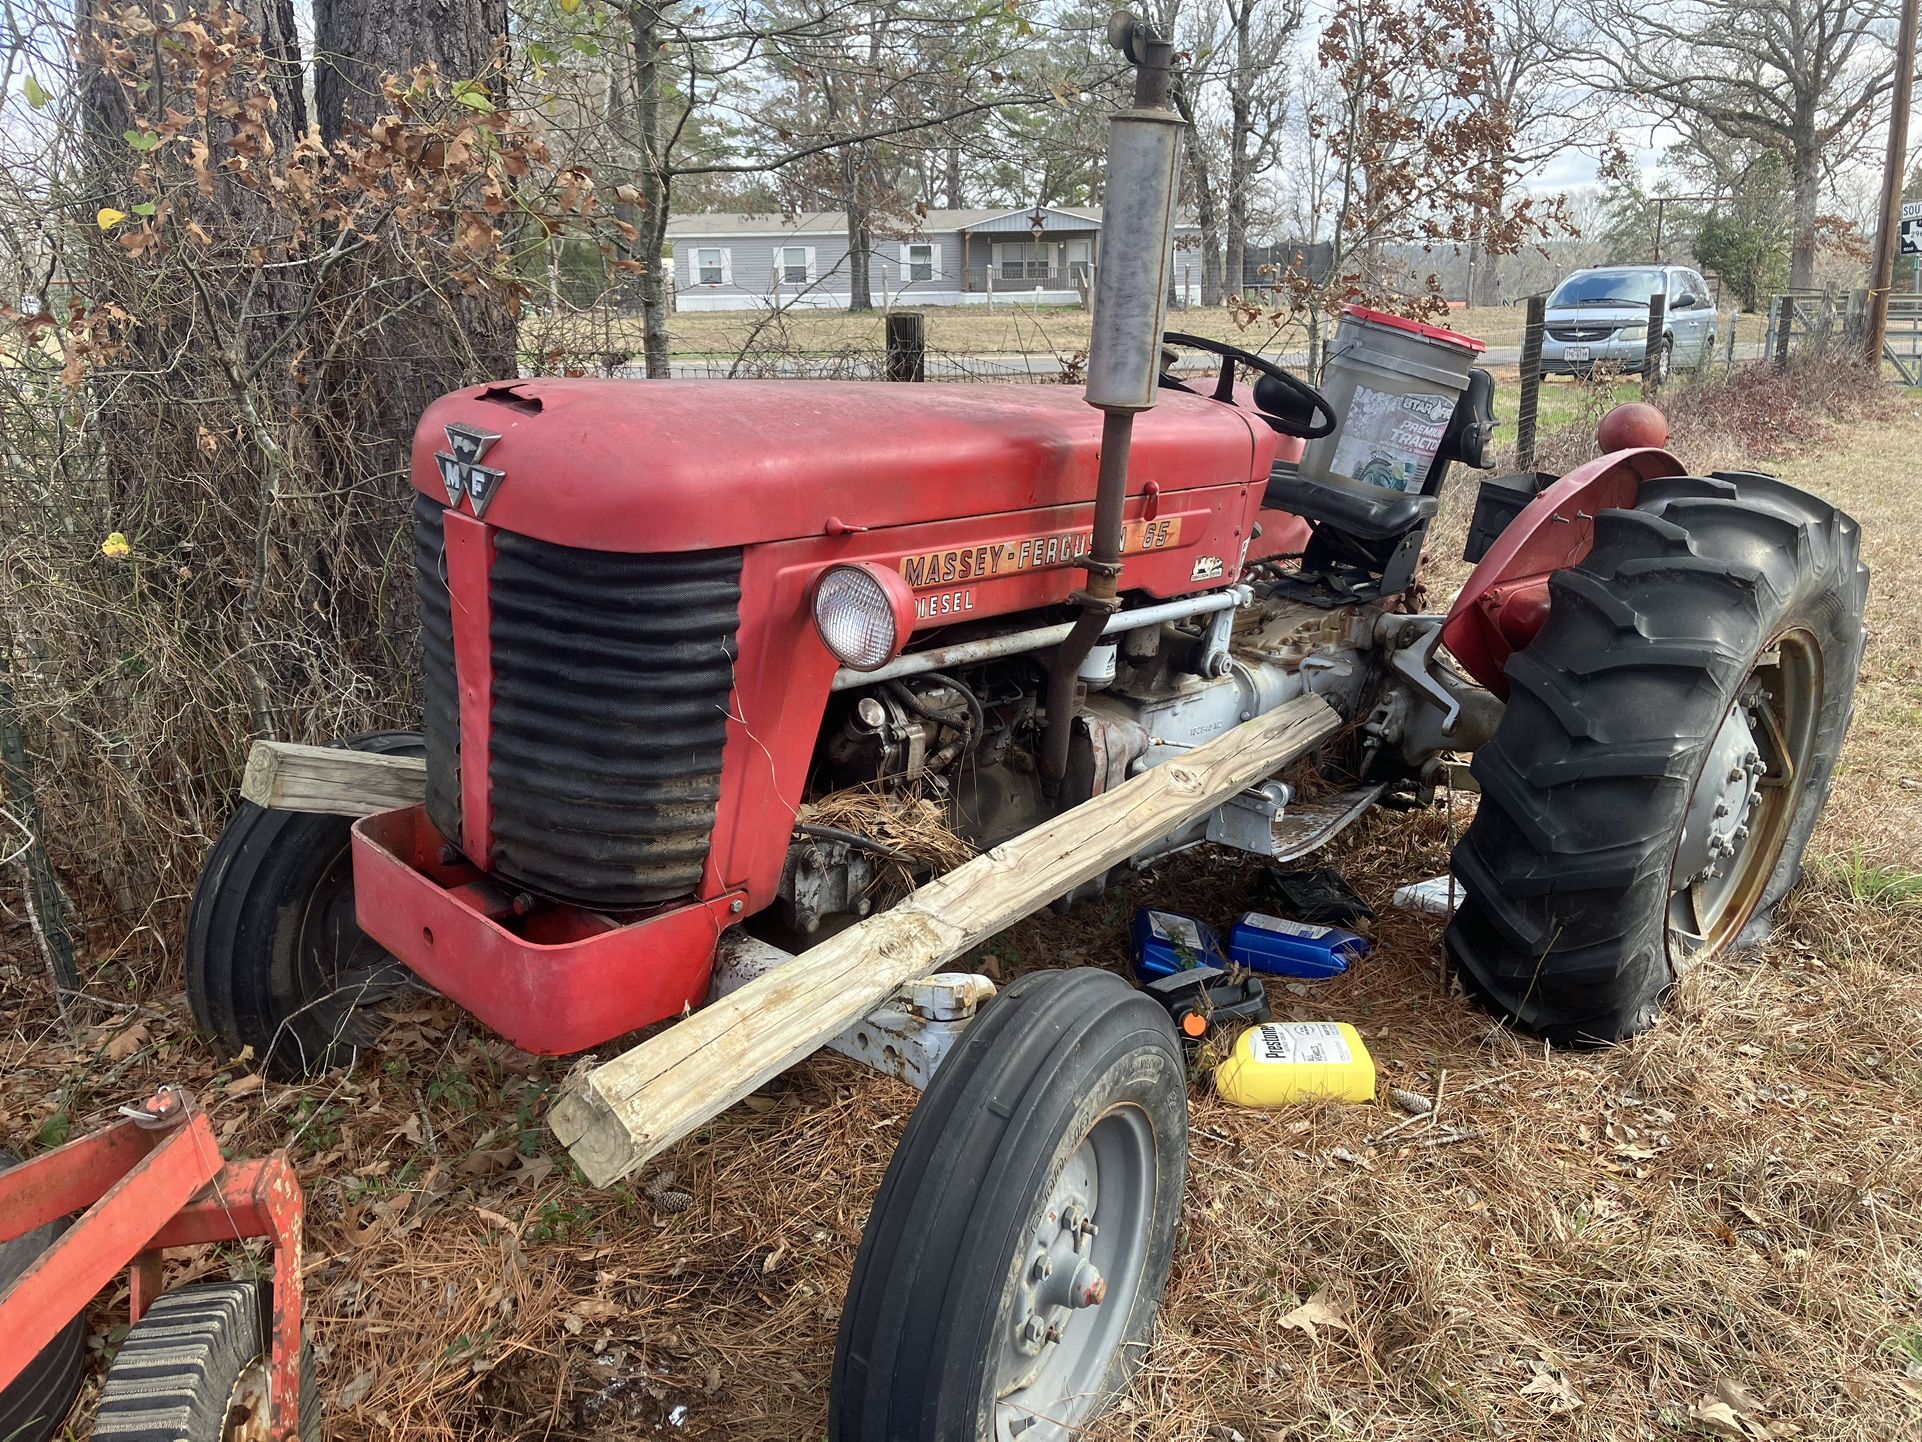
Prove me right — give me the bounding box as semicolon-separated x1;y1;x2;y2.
413;378;1276;554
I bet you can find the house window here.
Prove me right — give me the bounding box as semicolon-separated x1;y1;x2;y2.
780;246;810;285
993;241;1051;280
909;244;934;282
695;248;728;285
1066;238;1093;284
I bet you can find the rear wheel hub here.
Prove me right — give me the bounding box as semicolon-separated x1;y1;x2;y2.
1667;629;1823;957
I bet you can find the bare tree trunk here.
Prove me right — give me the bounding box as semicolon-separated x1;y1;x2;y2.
1173;81;1223;307
1789;134;1819;292
846;147;874;312
627;1;673;377
945;143;964;209
1224;1;1252;302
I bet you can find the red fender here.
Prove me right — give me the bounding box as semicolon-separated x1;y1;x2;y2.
1441;446;1684;697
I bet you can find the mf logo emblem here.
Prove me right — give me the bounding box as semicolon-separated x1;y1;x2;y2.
435;423;506;518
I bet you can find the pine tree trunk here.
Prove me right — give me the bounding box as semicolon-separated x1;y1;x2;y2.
313;0;517;422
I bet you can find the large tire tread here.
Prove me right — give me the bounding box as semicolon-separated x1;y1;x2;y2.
1447;471;1866;1045
94;1281;320;1442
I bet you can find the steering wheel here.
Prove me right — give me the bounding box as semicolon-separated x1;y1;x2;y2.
1161;331;1337;439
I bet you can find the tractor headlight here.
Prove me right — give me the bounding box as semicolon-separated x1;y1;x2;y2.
813;563;915;671
1616;323;1648;343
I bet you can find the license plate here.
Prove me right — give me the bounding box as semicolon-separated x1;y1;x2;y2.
1564;344;1590;361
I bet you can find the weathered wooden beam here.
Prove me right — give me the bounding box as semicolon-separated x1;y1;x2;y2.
240;741;427;816
549;692;1343;1188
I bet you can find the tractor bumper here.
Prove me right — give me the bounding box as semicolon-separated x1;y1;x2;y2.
350;804;741;1055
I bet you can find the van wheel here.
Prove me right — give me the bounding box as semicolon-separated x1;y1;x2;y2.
831;968;1187;1441
1651;337;1673;383
1448;471;1867;1044
187;731;424;1078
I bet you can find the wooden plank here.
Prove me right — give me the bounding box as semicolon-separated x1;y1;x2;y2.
549;692;1342;1187
240;741;427;816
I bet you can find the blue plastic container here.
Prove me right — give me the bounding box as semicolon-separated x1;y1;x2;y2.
1131;908;1229;980
1227;911;1371;979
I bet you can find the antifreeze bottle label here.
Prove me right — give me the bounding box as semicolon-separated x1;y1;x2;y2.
1251;1022;1354;1066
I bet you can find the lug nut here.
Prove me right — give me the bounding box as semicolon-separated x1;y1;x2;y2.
1023;1315;1047;1346
1713;801;1730;819
1032;1256;1052;1281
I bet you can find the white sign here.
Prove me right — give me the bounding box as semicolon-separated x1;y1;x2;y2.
1903;200;1922;256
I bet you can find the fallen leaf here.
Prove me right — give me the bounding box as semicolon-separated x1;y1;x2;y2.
1688;1378;1773;1439
762;1244;787;1274
1277;1294;1351;1343
104;1020;150;1062
224;1072;265;1098
1520;1361;1582;1414
337;1369;376;1410
96;208;127;230
458;1145;517;1177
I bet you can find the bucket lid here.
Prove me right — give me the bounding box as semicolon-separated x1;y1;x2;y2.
1342;303;1487;354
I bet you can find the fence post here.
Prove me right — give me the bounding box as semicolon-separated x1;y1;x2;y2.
886;311;926;381
1643;289;1668;397
1516;293;1546;470
1845;287;1869;351
985;268;994;314
1773;296;1794;367
1725;313;1738;373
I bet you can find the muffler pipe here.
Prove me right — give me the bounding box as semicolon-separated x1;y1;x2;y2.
1040;13;1184;785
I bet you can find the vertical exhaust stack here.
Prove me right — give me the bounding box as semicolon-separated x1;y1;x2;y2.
1041;12;1184;785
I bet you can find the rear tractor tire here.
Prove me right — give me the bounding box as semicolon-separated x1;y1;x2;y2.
187;731;425;1079
95;1281;319;1442
1448;471;1867;1045
832;968;1187;1442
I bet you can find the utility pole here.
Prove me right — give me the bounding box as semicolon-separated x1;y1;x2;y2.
1868;0;1920;366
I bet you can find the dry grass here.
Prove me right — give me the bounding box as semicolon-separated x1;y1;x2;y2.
535;301;1532;363
5;372;1920;1442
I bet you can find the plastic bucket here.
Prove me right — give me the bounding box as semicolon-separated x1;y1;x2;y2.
1297;306;1486;494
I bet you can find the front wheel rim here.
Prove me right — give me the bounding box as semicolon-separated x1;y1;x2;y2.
992;1104;1156;1441
1667;626;1823;958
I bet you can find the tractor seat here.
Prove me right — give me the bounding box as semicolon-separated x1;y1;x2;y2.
1263;460;1437;544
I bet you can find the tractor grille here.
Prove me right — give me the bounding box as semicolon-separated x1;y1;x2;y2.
485;532;742;910
414;497;463;847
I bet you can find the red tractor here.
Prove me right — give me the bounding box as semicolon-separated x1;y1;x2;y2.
180;19;1865;1441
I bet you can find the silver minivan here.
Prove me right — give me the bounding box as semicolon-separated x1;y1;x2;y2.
1541;265;1719;381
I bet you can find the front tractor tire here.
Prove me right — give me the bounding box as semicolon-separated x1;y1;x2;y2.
832;968;1187;1442
187;731;426;1079
1448;472;1867;1045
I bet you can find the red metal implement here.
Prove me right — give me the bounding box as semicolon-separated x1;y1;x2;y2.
0;1088;306;1441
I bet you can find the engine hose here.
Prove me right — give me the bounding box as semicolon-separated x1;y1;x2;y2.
792;823;933;875
883;674;982;758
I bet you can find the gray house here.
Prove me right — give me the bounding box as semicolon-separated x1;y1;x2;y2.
665;206;1204;312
